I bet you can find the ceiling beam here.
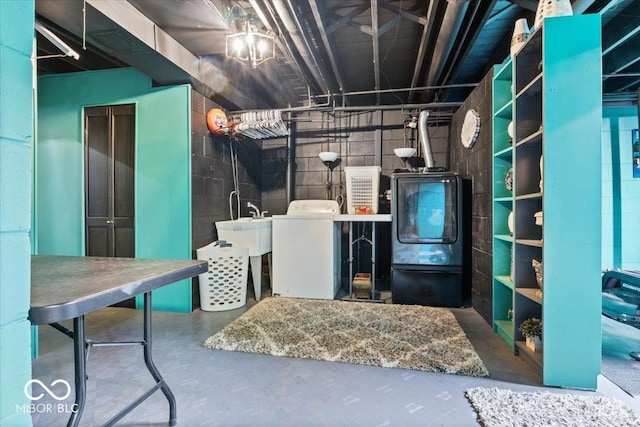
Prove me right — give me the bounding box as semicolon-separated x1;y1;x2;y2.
308;0;346;93
602;0;640;55
441;0;498;85
329;11;373;35
378;0;428;26
281;0;337;94
506;0;537;12
326;4;370;34
377;3;423;36
421;0;468;96
572;0;597;15
603;33;640;75
409;1;438;103
251;0;325;98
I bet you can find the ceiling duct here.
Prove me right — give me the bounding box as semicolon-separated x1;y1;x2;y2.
418;110;435;169
421;0;468;102
269;0;332;96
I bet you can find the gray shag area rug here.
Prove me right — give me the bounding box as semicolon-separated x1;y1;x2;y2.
466;387;640;427
203;297;489;377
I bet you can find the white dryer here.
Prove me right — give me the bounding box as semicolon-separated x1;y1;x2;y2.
272;200;341;299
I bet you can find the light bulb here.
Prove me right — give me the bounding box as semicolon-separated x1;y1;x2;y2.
257;40;267;54
233;39;245;56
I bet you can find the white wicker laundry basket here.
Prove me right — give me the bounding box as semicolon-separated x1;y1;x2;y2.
344;166;381;214
196;241;249;311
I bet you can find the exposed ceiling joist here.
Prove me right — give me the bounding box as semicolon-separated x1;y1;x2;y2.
506;0;537;12
326;3;370;34
601;0;640;54
35;0;640;113
408;1;438;103
572;0;597;15
308;0;345;93
378;0;428;26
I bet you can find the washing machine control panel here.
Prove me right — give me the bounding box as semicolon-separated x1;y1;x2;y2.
287;200;340;216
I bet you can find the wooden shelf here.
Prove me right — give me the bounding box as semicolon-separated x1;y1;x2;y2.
516;340;542;371
495;275;514;289
494;196;513;203
516;287;543;305
494;146;513;158
515;129;542;148
515;73;542;99
495;234;514;243
515;192;542;201
495;100;513;118
515;239;542;247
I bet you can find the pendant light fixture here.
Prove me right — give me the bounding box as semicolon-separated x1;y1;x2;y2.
225;21;275;68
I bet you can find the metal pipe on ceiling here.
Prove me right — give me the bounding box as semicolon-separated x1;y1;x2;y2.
308;0;345;93
331;82;478;98
422;0;468;99
248;0;312;102
371;0;381;104
233;101;461;114
408;0;438;103
271;0;332;95
440;0;482;85
285;0;339;94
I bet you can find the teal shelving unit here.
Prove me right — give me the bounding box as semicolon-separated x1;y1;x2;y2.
492;15;602;389
492;57;515;348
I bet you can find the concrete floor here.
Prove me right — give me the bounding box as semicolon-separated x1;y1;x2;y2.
30;291;640;426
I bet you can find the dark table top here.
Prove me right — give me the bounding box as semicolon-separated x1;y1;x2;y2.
29;255;207;325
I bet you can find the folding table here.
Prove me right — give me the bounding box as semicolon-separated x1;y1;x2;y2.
29;255;207;427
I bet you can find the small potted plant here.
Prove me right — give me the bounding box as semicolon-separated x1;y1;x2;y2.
519;317;543;352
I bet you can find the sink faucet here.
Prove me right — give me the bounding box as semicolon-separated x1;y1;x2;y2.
247;202;265;219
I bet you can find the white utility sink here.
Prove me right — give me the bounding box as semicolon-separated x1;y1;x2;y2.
215;217;272;256
215;217;272;301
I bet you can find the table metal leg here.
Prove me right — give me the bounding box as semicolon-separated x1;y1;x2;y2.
101;292;177;426
142;292;177;426
67;316;87;427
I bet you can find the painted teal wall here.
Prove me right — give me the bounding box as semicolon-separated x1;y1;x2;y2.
37;68;193;311
0;0;35;425
602;107;640;270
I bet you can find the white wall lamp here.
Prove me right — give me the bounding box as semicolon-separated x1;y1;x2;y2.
34;20;80;60
319;152;340;200
394;147;416;171
225;21;275;68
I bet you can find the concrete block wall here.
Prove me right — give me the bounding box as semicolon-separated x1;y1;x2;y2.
0;0;34;425
448;70;494;324
190;90;262;304
261;110;449;215
602;108;640;270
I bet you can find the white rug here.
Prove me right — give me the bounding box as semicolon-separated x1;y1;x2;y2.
466;387;640;427
203;297;489;377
